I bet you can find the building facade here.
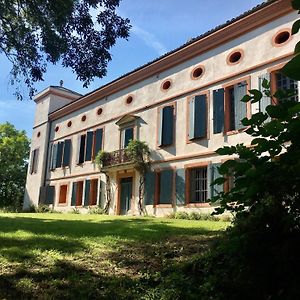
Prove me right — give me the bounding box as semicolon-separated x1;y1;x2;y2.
24;0;299;216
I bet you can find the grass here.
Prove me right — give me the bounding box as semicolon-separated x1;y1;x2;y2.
0;213;229;299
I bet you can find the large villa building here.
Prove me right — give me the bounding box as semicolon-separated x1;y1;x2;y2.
24;0;299;215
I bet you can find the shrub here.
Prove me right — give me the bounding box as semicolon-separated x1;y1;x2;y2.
88;206;106;215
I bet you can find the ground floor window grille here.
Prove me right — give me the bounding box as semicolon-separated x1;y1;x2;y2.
190;167;207;203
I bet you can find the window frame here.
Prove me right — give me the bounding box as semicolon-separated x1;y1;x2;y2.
156;101;176;149
58;183;69;206
222;76;251;135
267;63;299;105
30;148;39;174
186;91;210;144
185;161;211;207
119;124;136;150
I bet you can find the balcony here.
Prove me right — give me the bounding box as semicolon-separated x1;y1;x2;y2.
102;149;132;169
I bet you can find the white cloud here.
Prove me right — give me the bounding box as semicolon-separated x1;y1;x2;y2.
131;24;167;56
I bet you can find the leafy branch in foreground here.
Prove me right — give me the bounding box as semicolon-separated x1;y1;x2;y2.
0;0;131;100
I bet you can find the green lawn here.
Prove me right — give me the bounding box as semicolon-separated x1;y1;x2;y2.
0;213;228;299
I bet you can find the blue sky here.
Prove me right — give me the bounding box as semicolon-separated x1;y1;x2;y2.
0;0;264;137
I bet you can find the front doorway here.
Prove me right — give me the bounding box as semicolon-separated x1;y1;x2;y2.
119;177;133;215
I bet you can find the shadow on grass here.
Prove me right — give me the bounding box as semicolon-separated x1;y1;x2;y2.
0;215;225;299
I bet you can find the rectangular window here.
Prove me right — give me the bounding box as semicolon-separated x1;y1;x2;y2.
76;181;84;206
59;184;68;204
188;167;208;203
188;94;207;140
213;80;248;134
225;81;248;132
78;128;104;163
78;135;86;164
275;73;298;102
158;104;175;147
154;169;174;205
121;127;134;149
50;140;72;170
90;179;98;206
30;148;39;174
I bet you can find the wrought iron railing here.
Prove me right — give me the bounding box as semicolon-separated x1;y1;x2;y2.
102;149;132;168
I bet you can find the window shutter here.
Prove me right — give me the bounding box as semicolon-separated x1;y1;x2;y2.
162;106;174;146
194;95;207;138
158;109;163;146
159;169;173;204
78;135;86;164
51;144;58;170
259;73;271;115
62;139;71;167
124;128;134;148
213;89;225;133
99;179;105;207
85;131;93;161
145;171;155;205
175;169;185;205
56;142;64;168
71;182;77;206
188;98;195;140
234;81;247;130
45;185;55;204
94;128;103;157
84;179;91;206
210;163;223;198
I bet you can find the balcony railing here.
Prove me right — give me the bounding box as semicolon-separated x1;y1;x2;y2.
102;149;132;168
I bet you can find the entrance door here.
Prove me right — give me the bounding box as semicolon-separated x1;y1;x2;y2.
120;177;133;215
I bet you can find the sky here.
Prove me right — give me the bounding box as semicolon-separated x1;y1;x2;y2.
0;0;264;137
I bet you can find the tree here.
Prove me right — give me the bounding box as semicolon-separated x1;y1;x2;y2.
0;0;131;100
0;122;30;208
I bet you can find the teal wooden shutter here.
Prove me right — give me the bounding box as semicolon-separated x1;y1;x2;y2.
45;186;55;204
145;171;155;205
71;182;77;206
78;135;86;164
213;89;225;133
94;128;103;156
85;131;93;161
234;81;247;130
56;142;64;168
162;106;174;146
99;179;105;207
194;95;207;138
84;180;91;206
210;163;223;198
158;109;163;146
159;169;173;204
51;143;58;170
259;73;271;115
188;98;195;140
62;139;71;167
175;169;185;205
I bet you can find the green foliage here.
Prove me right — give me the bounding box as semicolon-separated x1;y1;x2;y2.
0;122;30;209
167;211;227;221
95;150;111;171
281;0;300;80
88;206;106;215
0;0;131;99
125;140;151;173
72;208;80;214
